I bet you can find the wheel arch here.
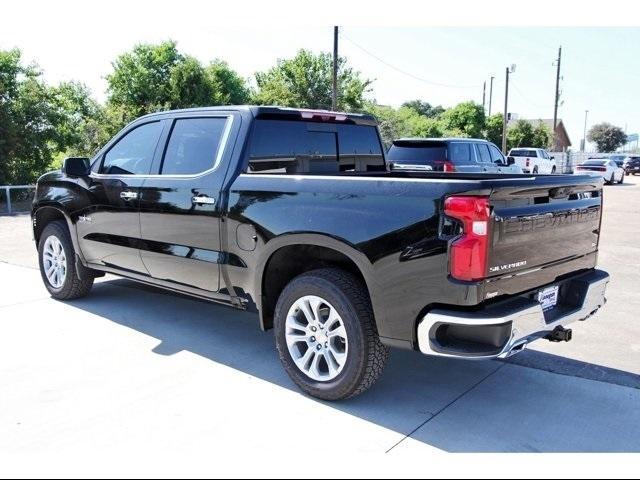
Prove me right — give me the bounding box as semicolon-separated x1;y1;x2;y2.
254;234;382;333
32;204;83;262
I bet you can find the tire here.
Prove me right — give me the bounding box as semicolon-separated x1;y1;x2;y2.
38;220;94;300
532;166;539;174
618;172;624;184
551;166;556;174
607;173;615;185
274;268;389;401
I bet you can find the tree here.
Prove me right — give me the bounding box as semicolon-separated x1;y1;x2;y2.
505;119;553;151
484;114;503;146
587;122;627;152
439;101;485;138
531;121;552;150
0;49;102;184
401;100;445;119
253;49;372;111
106;41;250;125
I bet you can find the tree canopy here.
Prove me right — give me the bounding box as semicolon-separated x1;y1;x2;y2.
253;49;372;111
587;122;627;153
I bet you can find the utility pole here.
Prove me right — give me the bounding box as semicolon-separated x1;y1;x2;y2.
502;65;515;154
582;110;589;152
488;76;494;116
482;81;486;113
552;46;562;150
332;26;339;111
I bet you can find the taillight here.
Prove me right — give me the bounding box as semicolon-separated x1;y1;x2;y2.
444;196;490;281
434;160;456;172
526;158;530;167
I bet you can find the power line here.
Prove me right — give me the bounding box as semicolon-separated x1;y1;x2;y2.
340;31;482;90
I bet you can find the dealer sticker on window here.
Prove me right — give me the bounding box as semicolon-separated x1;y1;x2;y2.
538;285;559;311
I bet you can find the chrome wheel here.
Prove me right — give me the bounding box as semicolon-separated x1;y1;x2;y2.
43;235;67;288
285;295;349;382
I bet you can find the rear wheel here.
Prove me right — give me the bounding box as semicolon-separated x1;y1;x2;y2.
274;268;389;401
38;221;94;300
607;173;615;185
551;166;556;174
532;166;539;174
618;172;624;184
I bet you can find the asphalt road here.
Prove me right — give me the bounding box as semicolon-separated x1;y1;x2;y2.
1;174;639;472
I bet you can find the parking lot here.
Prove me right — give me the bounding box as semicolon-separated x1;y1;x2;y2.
1;175;639;470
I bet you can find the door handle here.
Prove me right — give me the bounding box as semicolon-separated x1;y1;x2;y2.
120;191;138;200
192;195;216;205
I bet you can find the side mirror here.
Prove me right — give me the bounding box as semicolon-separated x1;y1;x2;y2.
62;157;90;177
550;156;555;160
506;156;515;165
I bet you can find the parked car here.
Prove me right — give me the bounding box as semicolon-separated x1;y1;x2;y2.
608;154;628;169
32;106;609;401
507;147;556;174
574;158;625;184
624;155;640;175
387;138;523;174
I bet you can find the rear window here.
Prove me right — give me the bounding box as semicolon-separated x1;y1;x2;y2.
387;141;475;170
246;120;384;174
583;160;607;166
509;149;537;157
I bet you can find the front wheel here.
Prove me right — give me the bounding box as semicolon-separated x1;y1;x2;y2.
38;221;94;300
274;268;389;401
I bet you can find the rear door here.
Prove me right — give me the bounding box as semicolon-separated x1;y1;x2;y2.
138;113;236;293
78;120;165;273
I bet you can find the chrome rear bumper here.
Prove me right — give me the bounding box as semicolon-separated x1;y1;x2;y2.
417;269;609;360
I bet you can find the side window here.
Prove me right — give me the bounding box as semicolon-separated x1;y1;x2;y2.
161;117;228;175
488;144;505;164
336;124;385;171
449;142;473;165
101;122;163;175
476;144;492;164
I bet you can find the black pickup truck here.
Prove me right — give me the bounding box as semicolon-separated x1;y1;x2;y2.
32;106;609;400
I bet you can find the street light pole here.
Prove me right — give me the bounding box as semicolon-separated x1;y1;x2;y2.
502;66;515;154
332;26;339;111
582;110;589;152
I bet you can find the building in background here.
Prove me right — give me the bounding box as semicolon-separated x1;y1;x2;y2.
508;118;572;151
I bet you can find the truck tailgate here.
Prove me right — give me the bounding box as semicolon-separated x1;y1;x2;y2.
488;175;602;278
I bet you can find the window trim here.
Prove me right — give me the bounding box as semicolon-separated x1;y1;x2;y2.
97;120;165;176
92;115;234;179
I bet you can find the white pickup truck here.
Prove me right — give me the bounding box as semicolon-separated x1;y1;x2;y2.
507;148;557;174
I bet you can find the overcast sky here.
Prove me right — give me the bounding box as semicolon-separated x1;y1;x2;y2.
2;2;638;151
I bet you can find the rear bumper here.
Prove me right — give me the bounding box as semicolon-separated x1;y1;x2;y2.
417;269;609;360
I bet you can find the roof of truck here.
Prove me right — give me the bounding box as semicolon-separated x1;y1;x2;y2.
137;105;378;126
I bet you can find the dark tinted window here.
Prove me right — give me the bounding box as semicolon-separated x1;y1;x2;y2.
101;122;163;175
476;144;492;163
162;118;227;175
583;160;607;166
246;120;384;174
488;144;505;163
387;142;447;169
449;143;474;165
509;149;537;157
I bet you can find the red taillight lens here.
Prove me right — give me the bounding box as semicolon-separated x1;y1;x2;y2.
526;158;530;167
444;196;490;281
434;160;456;172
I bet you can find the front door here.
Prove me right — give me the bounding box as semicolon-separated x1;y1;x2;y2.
138;115;234;293
77;120;165;274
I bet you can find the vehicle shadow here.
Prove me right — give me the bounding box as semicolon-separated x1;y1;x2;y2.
65;278;640;453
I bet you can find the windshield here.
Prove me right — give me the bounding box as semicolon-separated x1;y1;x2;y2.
509;149;537;157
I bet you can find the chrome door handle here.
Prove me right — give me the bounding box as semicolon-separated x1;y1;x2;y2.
120;191;138;200
192;195;216;205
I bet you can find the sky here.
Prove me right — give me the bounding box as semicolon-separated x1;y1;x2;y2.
2;2;639;151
